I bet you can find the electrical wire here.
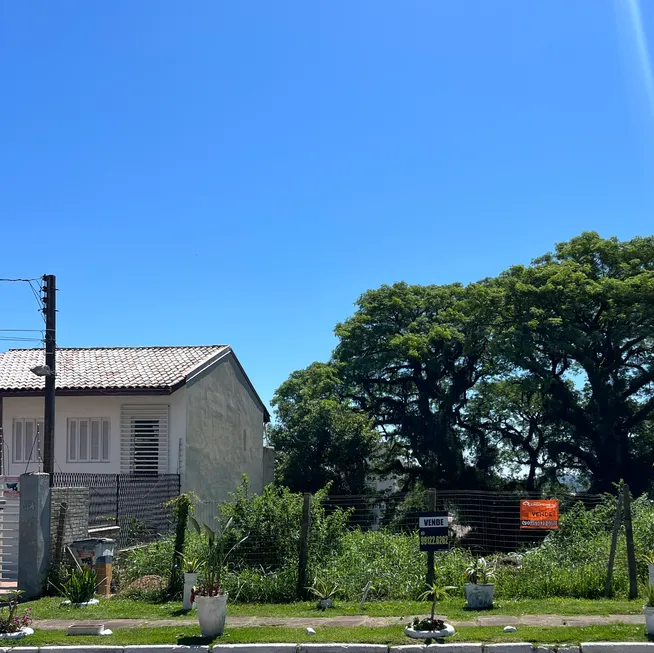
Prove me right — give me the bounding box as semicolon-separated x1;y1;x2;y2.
0;329;44;332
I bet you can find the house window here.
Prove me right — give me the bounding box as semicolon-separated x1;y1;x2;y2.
120;405;169;475
67;418;110;462
12;418;43;464
133;419;160;475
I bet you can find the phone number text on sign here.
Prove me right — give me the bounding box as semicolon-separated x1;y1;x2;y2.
418;511;449;551
520;499;559;530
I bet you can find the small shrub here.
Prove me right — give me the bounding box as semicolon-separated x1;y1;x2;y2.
0;591;32;633
52;567;98;604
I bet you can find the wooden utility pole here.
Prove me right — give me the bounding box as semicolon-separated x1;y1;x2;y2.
42;274;56;480
426;488;437;587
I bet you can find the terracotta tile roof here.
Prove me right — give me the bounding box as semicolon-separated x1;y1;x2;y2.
0;346;229;393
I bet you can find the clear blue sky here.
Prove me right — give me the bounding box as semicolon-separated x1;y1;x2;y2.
2;1;654;410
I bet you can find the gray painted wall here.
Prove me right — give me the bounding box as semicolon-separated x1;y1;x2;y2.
184;352;265;503
263;446;275;486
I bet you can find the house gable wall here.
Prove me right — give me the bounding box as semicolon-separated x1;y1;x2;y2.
184;351;265;503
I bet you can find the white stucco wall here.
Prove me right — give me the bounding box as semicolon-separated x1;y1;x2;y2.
184;352;265;504
1;391;186;477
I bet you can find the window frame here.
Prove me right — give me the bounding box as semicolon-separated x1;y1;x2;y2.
12;418;43;464
67;418;111;463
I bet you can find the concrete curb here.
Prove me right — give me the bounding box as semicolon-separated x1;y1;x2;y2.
1;644;654;651
2;644;654;652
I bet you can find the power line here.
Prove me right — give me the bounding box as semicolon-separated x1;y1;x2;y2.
0;329;44;332
0;278;41;283
0;336;44;343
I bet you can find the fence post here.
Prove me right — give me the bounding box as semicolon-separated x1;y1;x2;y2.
605;490;623;597
624;484;638;600
426;488;437;588
115;474;120;530
297;492;312;600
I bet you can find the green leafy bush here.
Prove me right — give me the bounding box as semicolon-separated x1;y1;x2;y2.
52;567;98;604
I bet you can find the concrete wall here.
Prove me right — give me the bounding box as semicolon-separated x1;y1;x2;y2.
184;352;265;503
263;446;275;486
50;486;90;564
1;392;186;476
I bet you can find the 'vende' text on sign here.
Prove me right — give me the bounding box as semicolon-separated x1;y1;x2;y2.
520;499;559;530
418;511;449;551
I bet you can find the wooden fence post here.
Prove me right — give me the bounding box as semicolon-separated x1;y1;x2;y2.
624;484;638;600
605;490;623;597
297;492;312;600
426;488;437;588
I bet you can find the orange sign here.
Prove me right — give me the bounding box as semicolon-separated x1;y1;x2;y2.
520;499;559;530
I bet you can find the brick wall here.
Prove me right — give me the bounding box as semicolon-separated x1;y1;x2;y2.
50;487;90;564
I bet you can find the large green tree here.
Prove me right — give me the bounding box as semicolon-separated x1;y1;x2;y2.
460;378;577;490
499;232;654;493
268;362;378;495
333;281;499;489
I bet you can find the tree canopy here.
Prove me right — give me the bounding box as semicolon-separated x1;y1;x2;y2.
269;232;654;494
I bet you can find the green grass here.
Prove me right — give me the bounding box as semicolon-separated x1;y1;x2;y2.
25;596;644;621
14;624;653;646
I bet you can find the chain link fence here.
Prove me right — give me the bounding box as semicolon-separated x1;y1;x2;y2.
53;473;180;549
323;490;605;554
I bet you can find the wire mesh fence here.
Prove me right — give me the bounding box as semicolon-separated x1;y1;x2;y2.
53;472;180;549
323;490;605;554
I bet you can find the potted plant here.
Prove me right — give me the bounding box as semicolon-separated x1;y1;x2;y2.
405;584;456;644
645;584;654;635
641;552;654;586
0;591;33;640
307;577;339;610
52;566;100;607
182;555;205;611
189;516;248;637
464;557;495;610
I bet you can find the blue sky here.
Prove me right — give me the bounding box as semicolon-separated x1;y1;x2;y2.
1;1;654;410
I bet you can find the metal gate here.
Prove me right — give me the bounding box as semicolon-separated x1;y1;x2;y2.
0;477;20;589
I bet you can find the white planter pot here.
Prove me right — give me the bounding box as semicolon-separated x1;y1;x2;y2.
183;573;198;611
0;627;34;640
645;606;654;635
465;582;495;610
405;623;455;641
196;593;228;637
648;565;654;586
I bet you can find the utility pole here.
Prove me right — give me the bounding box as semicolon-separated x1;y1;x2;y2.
42;274;56;480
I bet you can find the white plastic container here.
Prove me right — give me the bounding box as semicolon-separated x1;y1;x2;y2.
645;605;654;635
183;572;198;611
196;593;228;637
465;582;495;609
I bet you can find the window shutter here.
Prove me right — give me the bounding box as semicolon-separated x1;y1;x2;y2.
69;420;77;461
24;420;34;463
90;420;100;461
14;421;22;463
102;420;110;461
79;420;88;460
120;405;169;474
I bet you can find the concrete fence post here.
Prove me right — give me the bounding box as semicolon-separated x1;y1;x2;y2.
18;472;51;599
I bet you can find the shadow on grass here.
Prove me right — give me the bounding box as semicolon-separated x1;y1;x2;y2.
177;636;217;645
171;608;192;617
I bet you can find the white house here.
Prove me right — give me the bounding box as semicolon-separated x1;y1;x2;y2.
0;345;271;503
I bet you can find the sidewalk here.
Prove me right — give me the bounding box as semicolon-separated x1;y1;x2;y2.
32;613;646;630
